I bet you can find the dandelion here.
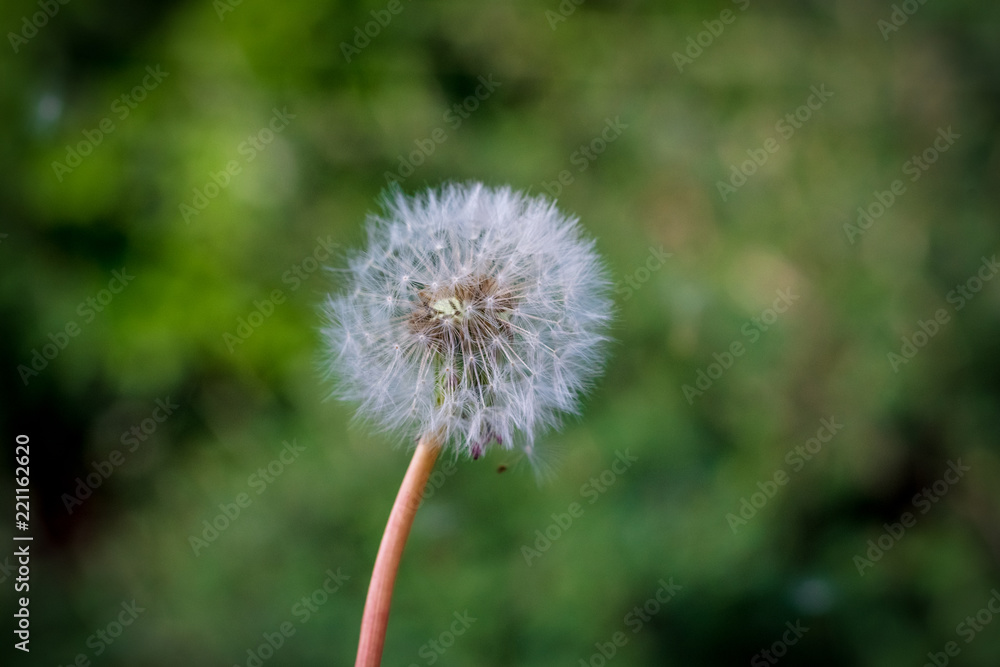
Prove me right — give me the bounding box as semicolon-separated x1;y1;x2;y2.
322;182;611;666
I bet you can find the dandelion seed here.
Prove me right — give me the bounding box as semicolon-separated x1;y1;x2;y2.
322;182;612;459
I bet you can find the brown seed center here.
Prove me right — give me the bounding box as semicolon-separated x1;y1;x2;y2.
406;275;515;352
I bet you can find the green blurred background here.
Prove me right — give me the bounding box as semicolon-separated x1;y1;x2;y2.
3;0;1000;665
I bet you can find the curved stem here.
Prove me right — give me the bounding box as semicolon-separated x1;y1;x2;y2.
355;434;442;667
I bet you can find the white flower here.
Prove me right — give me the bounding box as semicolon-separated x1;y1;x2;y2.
322;182;612;460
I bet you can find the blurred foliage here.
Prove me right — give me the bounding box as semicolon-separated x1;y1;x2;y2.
2;0;1000;665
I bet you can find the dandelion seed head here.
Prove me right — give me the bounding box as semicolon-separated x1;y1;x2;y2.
321;182;612;459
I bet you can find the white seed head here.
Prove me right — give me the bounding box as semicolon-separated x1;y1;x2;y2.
321;182;612;460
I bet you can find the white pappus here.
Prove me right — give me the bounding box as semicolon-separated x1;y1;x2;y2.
321;182;612;462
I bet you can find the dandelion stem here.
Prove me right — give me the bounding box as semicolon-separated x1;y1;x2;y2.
355;433;441;667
